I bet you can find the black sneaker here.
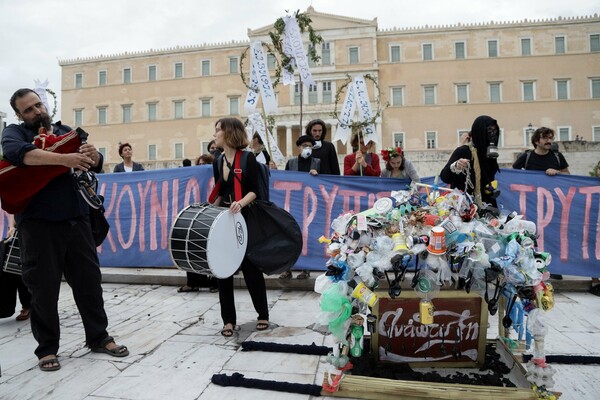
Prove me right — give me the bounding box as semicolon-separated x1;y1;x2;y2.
549;274;563;280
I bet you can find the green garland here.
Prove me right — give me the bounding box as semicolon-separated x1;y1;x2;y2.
46;88;58;119
239;10;323;92
331;74;389;134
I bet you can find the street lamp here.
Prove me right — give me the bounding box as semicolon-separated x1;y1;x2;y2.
526;123;534;146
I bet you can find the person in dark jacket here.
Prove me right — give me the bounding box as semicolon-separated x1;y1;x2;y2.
305;119;340;175
440;115;501;207
113;142;144;172
1;88;128;372
279;135;321;280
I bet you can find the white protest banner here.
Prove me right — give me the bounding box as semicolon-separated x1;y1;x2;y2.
33;79;50;112
282;16;315;87
244;41;278;115
247;112;286;166
334;75;379;145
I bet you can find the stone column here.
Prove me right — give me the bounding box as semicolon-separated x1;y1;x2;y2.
286;125;293;158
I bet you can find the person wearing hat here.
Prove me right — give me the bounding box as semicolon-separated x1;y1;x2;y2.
284;135;321;176
279;135;321;280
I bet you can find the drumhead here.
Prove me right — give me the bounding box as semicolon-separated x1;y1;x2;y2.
169;204;247;279
206;208;247;278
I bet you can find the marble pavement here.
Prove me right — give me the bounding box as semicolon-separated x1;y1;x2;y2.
0;277;599;400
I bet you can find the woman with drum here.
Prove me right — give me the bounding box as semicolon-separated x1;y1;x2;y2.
210;118;269;337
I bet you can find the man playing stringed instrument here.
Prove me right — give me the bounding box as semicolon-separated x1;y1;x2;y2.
1;88;128;372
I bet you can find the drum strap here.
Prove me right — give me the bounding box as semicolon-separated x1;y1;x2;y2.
233;150;244;202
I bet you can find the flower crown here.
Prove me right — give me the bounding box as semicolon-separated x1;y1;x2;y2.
381;146;403;162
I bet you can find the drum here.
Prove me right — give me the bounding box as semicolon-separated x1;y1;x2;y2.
169;204;247;279
2;232;22;276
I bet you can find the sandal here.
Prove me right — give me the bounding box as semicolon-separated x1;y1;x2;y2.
177;285;199;293
91;339;129;357
256;320;269;331
221;323;236;337
297;270;311;279
278;270;292;280
38;357;61;372
16;308;30;321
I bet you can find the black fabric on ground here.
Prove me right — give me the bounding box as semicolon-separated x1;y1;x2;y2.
522;354;600;364
241;341;332;355
211;372;322;396
589;284;600;297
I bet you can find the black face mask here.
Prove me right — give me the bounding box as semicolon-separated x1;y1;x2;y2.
486;125;499;159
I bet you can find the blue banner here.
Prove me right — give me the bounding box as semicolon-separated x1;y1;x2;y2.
1;167;598;277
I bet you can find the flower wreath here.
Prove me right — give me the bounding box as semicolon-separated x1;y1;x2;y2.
331;74;389;137
239;10;323;93
46;88;58;120
381;146;403;162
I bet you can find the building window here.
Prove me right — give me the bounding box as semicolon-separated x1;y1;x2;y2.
122;105;132;123
98;107;107;125
457;129;469;145
489;82;501;103
201;98;211;117
294;83;302;105
522;81;535;101
593;126;600;141
201;60;211;76
267;54;277;70
98;70;107;86
74;109;83;126
98;147;106;158
556;80;569;100
590;34;600;52
426;131;437;149
455;41;466;59
422;43;433;61
555;36;566;54
423;85;436;105
148;103;157;121
228;96;239;115
148;65;157;81
322;42;331;65
390;45;401;62
123;68;132;83
322;81;332;104
229;57;239;74
456;84;469;104
592;78;600;99
393;132;405;148
174;62;183;78
308;84;318;104
349;47;359;64
488;40;498;57
391;87;404;106
557;127;570;141
148;144;157;161
174;100;184;119
308;45;317;67
174;143;184;159
521;38;532;56
75;73;83;89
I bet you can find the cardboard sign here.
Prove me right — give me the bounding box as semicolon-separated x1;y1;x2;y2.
372;291;488;367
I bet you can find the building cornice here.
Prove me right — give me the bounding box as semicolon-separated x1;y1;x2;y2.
378;14;600;35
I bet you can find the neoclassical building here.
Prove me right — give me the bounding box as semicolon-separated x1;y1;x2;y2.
58;7;600;174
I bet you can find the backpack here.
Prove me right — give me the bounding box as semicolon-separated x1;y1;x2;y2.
217;150;270;201
524;149;560;170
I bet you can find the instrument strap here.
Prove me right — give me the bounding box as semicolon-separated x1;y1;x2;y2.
233;150;243;201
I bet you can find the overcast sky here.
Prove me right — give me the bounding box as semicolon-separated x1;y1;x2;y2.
1;0;597;125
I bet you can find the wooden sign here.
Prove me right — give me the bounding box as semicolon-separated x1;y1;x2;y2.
372;291;488;367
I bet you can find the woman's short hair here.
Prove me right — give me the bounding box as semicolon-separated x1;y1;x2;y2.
118;142;132;157
216;118;249;150
350;131;373;152
196;153;215;165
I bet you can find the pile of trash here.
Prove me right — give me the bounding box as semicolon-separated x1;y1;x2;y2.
314;183;556;391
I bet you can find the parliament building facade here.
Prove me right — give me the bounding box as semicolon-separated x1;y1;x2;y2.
58;7;600;175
